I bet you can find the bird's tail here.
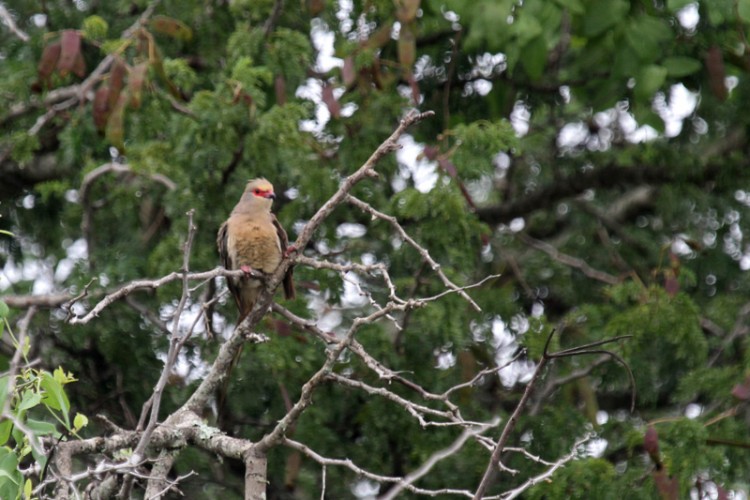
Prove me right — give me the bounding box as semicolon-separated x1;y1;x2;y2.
217;341;244;428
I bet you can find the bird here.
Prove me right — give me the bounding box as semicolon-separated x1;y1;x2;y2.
215;179;296;426
217;178;295;324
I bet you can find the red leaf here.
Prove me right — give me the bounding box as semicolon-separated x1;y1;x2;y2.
128;62;148;108
72;52;86;78
653;470;679;500
342;56;356;87
150;15;193;41
364;22;393;50
664;273;679;297
57;30;82;77
705;46;727;101
398;23;417;68
644;426;660;461
717;485;729;500
109;59;127;106
92;86;110;130
422;145;439;161
38;41;61;83
406;72;420;105
321;83;340;118
106;93;127;152
275;74;287;106
731;375;750;400
307;0;325;16
395;0;421;23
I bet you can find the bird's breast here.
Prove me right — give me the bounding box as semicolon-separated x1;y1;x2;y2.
227;217;282;273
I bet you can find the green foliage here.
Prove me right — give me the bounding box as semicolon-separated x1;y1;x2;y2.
527;458;617;499
82;15;109;41
3;0;750;496
450;120;517;180
0;318;87;499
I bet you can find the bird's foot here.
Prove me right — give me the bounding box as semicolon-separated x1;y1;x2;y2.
284;245;298;258
240;265;254;276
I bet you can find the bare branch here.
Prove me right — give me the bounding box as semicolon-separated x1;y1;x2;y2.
284;438;477;498
380;417;500;500
79;162;176;264
0;3;30;42
500;433;592;500
67;267;249;324
517;232;620;285
346;194;483;311
473;347;550;498
327;372;455;425
474;330;633;497
530;354;611;415
133;210;197;458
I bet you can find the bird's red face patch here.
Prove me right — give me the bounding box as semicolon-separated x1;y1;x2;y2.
251;185;275;199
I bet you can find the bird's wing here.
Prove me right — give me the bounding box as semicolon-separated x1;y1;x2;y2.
272;214;296;300
217;220;242;309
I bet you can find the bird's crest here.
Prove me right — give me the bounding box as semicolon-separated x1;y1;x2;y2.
245;178;273;193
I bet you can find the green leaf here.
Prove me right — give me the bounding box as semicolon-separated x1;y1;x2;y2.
17;391;42;413
24;478;32;499
554;0;584;14
662;56;702;77
25;418;60;437
512;15;543;47
53;367;76;385
73;413;89;432
583;0;628;37
150;15;193;42
635;64;668;101
0;300;7;321
0;421;12;447
739;0;750;22
0;447;21;500
625;17;671;62
82;15;109;41
667;0;694;12
519;35;548;81
40;372;70;427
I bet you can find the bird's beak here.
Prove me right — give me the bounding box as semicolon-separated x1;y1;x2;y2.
265;192;276;200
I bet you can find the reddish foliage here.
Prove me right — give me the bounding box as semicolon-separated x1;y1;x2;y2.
321;83;340;118
57;30;82;77
731;375;750;400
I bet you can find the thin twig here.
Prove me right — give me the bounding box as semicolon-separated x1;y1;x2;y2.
518;232;620;285
346;194;482;311
0;3;30;42
500;433;592;500
380;417;500;500
474;330;634;498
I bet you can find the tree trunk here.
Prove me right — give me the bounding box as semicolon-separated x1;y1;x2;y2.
244;447;268;499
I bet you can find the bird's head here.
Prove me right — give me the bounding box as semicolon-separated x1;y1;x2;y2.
241;178;276;209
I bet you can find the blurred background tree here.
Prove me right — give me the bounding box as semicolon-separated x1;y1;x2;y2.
2;0;750;497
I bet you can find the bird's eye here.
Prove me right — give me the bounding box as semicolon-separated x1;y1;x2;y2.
253;188;261;195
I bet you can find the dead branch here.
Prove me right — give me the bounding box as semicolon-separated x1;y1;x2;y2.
517;232;620;285
0;3;29;42
473;330;633;498
346;194;483;311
